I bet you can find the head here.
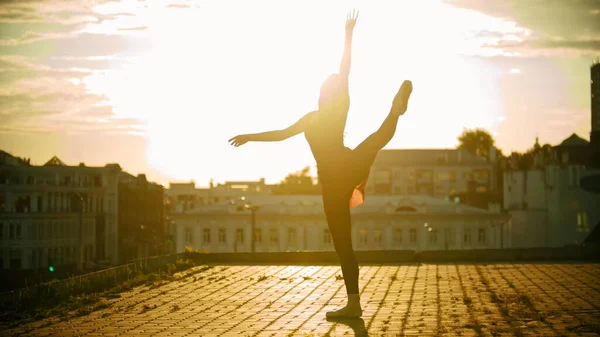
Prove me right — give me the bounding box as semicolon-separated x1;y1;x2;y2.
318;73;347;110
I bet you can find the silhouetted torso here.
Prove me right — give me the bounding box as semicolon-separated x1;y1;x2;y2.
304;94;351;182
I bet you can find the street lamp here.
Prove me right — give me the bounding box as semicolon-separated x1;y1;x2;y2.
236;197;260;253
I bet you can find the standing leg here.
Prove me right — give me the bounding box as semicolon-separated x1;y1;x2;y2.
323;194;362;318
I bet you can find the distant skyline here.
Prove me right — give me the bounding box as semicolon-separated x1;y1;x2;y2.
0;0;599;186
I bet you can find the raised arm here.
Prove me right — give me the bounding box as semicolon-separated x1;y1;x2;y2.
339;9;359;82
229;111;315;147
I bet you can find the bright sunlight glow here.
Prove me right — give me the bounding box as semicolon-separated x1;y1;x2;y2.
81;0;526;184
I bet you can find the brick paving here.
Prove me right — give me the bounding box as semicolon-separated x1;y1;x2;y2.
4;262;600;336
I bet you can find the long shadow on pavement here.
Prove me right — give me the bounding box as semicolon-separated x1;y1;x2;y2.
326;317;369;337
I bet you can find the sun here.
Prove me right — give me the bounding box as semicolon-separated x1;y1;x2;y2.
82;0;520;184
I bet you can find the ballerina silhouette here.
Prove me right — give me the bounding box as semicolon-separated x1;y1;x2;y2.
229;10;413;318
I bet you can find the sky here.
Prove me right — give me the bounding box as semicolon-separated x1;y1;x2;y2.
0;0;599;187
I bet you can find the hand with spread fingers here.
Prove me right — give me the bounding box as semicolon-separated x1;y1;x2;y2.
228;134;251;147
345;9;359;32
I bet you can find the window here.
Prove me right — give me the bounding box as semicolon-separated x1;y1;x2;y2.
416;170;433;180
10;249;21;269
577;212;589;232
444;228;453;246
218;228;226;244
184;227;193;245
203;229;211;243
435;185;446;195
269;228;279;245
236;228;244;244
324;229;332;244
394;229;403;244
373;229;383;245
436;172;450;181
0;195;5;212
429;228;437;244
254;228;262;244
473;169;489;181
464;228;472;244
288;228;297;246
409;229;417;243
569;167;578;187
478;228;486;244
37;196;43;212
16;223;22;239
9;223;14;239
374;170;391;183
359;229;368;245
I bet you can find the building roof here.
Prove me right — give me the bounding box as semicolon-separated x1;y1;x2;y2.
43;156;67;167
559;133;589;147
373;148;489;166
176;194;502;217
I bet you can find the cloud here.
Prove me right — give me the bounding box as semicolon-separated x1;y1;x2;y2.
0;32;151;58
0;74;145;136
0;1;134;24
447;0;600;56
118;26;147;31
167;4;190;9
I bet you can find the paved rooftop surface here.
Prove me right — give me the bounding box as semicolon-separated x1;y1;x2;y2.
6;262;600;336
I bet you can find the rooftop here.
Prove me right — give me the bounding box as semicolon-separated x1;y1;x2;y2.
374;148;490;166
178;195;500;216
558;133;590;147
4;262;599;336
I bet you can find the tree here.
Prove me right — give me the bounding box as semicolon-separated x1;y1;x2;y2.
457;128;499;161
456;128;504;209
273;166;321;195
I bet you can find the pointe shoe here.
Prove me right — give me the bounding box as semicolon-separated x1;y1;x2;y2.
326;305;363;318
392;80;413;116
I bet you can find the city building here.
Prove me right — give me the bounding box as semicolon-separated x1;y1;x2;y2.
0;154;121;270
365;148;500;208
503;60;600;247
165;178;274;213
366;148;498;196
591;59;600;145
171;194;510;253
504;164;600;248
118;173;167;263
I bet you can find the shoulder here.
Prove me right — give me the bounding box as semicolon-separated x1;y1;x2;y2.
301;111;318;123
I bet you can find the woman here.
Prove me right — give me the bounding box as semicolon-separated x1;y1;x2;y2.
229;10;413;318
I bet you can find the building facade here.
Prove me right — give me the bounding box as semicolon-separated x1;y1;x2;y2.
504;164;600;248
0;155;121;270
165;178;273;213
591;59;600;145
365;148;498;198
172;195;510;253
118;173;166;263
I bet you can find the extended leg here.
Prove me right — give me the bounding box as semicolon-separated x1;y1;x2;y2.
323;195;362;318
353;80;413;161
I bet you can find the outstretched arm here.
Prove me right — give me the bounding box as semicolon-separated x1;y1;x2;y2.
339;9;359;82
229;111;315;147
